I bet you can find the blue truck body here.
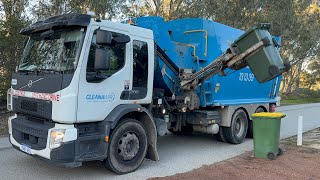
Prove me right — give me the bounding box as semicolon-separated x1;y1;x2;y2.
130;17;281;107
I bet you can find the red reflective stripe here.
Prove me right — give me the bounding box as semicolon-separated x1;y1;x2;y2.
11;90;60;102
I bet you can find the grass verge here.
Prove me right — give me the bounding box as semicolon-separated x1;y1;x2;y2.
281;98;320;106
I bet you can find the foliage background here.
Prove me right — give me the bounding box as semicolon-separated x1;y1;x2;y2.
0;0;320;102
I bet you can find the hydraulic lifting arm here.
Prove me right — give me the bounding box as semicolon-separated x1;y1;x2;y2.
180;38;271;91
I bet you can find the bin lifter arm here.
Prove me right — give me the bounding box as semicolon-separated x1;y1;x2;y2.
180;38;271;90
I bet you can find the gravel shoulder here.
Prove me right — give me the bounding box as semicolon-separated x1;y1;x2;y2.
150;128;320;180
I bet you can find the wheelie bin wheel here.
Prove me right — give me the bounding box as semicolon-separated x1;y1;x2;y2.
277;147;284;156
267;152;277;160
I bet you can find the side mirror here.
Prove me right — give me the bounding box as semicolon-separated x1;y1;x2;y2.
113;34;130;44
96;30;113;45
94;48;111;70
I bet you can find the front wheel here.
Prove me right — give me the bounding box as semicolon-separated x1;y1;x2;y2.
223;109;248;144
103;119;147;174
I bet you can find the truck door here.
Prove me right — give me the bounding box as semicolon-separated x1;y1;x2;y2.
127;40;149;101
121;38;153;104
77;26;131;122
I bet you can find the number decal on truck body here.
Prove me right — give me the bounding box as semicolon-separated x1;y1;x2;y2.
239;73;255;82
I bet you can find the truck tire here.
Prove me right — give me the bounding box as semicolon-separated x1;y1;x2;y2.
103;118;147;174
223;109;248;144
247;107;266;138
215;127;227;142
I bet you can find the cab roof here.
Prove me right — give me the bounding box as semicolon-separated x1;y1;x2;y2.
21;14;91;35
20;13;154;40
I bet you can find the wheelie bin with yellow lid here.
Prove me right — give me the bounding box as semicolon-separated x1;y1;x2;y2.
251;112;286;160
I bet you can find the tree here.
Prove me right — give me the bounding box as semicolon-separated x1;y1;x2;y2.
124;0;203;20
0;0;29;100
200;0;320;94
304;58;320;89
32;0;127;20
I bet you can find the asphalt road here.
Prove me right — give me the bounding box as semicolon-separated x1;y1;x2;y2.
0;103;319;180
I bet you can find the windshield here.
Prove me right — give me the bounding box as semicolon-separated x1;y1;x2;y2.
18;28;84;73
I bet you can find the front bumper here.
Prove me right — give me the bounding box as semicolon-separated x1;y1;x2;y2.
8;115;110;167
11;141;82;168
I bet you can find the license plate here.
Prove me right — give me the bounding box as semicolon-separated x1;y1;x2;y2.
20;144;32;154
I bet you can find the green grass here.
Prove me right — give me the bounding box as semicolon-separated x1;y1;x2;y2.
281;98;320;106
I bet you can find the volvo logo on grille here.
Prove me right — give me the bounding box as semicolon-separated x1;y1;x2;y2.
19;78;44;90
28;80;33;87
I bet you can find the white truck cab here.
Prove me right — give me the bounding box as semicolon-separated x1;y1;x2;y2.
8;14;158;174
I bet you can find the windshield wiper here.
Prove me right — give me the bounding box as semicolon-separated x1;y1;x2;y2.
17;69;37;75
37;69;64;74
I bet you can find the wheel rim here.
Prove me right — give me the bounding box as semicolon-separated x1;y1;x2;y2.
117;132;140;161
235;116;245;138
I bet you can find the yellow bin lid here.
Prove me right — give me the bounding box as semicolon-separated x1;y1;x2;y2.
252;112;286;118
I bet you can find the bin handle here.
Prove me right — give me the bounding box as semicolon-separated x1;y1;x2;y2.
272;37;281;48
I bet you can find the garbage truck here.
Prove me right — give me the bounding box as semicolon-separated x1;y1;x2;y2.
7;13;288;174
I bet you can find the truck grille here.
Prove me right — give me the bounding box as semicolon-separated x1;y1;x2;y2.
21;100;38;112
12;96;52;120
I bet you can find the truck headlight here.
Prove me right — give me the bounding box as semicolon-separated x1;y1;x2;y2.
49;129;65;149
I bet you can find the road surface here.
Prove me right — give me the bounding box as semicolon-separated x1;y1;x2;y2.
0;103;319;180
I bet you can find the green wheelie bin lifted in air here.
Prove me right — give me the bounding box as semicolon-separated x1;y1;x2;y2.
251;112;286;160
233;23;289;83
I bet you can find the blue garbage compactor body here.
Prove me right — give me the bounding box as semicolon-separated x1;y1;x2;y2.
133;17;281;107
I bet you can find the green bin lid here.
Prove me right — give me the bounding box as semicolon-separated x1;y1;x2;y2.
252;112;286;118
234;23;271;44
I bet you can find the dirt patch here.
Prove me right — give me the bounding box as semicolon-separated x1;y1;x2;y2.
284;128;320;150
151;130;320;180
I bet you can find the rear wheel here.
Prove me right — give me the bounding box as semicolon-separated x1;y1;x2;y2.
247;107;266;138
223;109;248;144
103;119;147;174
215;126;227;142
